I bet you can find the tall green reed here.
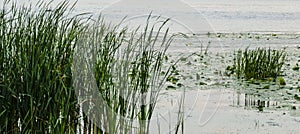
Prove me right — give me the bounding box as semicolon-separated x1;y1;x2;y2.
122;16;179;134
73;15;180;134
74;16;127;133
0;1;84;133
1;0;184;133
234;47;286;80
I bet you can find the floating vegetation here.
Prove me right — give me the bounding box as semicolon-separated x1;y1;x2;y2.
292;63;299;71
198;81;208;85
294;94;300;101
233;47;286;80
278;77;286;86
166;65;181;88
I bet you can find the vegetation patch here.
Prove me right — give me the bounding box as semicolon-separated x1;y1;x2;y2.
0;1;83;133
0;1;182;133
231;47;286;80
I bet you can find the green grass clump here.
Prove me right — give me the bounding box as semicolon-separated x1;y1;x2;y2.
1;0;183;133
234;47;286;80
73;15;180;133
0;1;84;133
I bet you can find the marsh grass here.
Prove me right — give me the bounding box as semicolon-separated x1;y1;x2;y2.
73;15;182;133
234;47;286;80
0;1;85;133
1;0;184;133
174;89;185;134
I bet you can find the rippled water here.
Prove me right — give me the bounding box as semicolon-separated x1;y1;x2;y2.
2;0;300;33
185;0;300;33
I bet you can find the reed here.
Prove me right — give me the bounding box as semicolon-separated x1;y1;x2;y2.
233;47;286;80
123;16;180;133
73;14;181;133
0;1;84;133
1;0;182;133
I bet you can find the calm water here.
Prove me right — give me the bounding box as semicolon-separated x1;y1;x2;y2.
2;0;300;33
2;0;300;133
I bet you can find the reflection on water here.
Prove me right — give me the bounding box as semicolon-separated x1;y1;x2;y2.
233;92;279;110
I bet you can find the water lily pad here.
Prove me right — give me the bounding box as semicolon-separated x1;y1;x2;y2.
292;64;299;71
263;85;270;89
199;82;207;85
166;85;176;90
294;94;300;101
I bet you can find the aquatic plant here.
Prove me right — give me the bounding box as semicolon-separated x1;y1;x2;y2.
292;63;299;71
174;89;185;134
73;14;180;133
1;0;185;133
0;1;84;133
233;47;286;80
278;77;286;85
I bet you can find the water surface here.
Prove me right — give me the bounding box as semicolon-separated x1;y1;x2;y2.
4;0;300;33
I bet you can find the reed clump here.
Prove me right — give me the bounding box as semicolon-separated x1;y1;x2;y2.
0;1;84;133
73;15;179;133
233;47;286;80
1;0;182;133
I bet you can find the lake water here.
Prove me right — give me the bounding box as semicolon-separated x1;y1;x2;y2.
3;0;300;33
78;0;300;33
2;0;300;133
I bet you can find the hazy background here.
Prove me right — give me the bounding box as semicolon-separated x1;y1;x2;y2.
2;0;300;33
